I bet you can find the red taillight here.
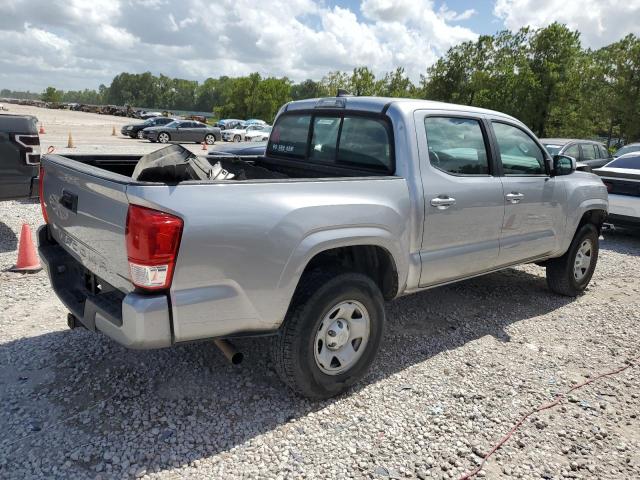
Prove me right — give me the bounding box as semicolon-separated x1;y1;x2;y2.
604;182;613;193
125;204;183;290
39;166;48;223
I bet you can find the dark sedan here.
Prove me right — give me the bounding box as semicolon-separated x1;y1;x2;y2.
121;116;175;139
143;120;222;144
541;138;613;169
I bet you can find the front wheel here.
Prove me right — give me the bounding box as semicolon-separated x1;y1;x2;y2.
204;134;215;145
233;135;241;143
270;270;385;399
137;130;145;139
158;132;170;143
546;223;599;296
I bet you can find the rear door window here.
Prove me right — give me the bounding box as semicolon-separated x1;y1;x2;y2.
424;117;490;175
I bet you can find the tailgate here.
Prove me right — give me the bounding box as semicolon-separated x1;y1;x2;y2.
41;155;133;293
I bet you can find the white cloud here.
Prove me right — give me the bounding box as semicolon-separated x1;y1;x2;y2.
0;0;478;91
494;0;640;47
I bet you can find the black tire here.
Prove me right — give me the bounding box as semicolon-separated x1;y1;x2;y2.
546;223;599;296
270;270;385;399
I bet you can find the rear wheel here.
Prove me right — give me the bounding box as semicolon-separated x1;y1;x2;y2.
205;134;215;145
233;135;241;143
270;270;385;399
158;132;170;144
546;223;599;296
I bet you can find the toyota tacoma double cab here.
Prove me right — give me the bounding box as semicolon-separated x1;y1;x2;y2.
38;96;608;399
0;114;40;200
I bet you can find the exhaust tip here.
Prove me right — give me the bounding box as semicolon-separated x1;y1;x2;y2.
230;351;244;365
213;339;243;365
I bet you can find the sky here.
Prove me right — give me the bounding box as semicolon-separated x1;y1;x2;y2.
1;0;639;92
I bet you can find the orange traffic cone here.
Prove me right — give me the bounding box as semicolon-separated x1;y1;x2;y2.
39;124;46;134
201;141;207;150
10;224;41;272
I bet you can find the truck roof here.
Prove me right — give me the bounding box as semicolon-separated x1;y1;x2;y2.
284;96;520;123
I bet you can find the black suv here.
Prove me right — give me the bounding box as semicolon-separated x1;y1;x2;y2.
121;117;175;139
0;114;40;200
541;138;613;169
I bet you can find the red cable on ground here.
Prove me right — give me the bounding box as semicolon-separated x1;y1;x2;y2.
458;353;640;480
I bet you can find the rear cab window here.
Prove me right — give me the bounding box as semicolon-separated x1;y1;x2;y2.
268;112;393;175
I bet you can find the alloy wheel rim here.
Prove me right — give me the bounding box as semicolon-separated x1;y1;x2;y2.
313;300;370;375
574;239;593;281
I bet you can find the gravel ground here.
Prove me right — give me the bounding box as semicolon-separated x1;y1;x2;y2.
1;181;639;477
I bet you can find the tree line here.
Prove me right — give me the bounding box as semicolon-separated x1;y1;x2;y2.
8;23;640;144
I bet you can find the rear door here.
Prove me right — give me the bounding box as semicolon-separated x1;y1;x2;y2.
416;112;505;286
490;121;566;265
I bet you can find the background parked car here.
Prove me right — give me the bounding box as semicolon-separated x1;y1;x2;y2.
216;119;245;130
594;153;640;229
244;125;272;142
121;117;175;139
222;124;269;142
613;142;640;158
541;138;613;169
245;119;267;126
143;120;222;144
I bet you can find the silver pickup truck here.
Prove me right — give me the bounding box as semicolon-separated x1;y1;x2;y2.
38;96;608;399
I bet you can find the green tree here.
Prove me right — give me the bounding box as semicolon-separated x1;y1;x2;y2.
41;86;63;103
350;67;377;96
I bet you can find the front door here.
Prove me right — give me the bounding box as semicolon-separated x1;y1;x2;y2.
490;121;566;265
416;113;506;286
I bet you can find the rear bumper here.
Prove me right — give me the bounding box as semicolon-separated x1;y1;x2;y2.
38;225;172;349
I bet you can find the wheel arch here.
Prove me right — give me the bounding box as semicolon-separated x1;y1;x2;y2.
278;228;406;305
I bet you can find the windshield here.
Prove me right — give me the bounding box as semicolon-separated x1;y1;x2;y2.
614;144;640;157
606;154;640;169
543;144;563;155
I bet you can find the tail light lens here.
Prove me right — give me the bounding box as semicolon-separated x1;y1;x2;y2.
126;205;183;290
39;165;48;223
14;134;41;165
603;182;613;193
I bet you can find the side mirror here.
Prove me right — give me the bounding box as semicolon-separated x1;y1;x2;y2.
553;154;576;176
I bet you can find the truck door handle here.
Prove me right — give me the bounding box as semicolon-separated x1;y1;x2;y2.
430;196;456;209
505;192;524;204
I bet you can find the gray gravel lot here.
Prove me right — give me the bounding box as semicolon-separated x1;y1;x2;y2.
0;111;639;480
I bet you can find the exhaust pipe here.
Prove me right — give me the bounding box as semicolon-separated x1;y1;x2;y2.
213;339;243;365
